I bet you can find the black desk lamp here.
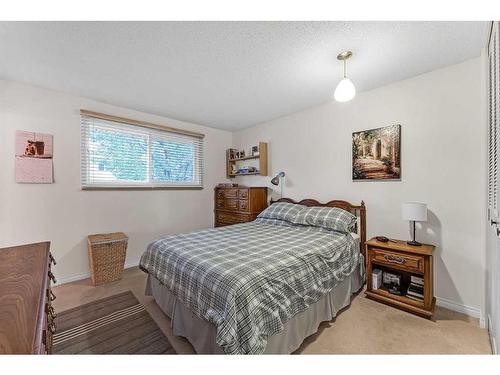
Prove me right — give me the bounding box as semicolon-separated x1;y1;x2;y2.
271;172;285;198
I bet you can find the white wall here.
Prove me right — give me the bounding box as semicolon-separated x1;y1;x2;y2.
0;58;487;321
233;57;487;320
0;80;232;283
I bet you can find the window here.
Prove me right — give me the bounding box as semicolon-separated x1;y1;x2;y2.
80;111;204;189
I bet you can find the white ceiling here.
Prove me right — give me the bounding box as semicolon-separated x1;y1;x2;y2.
0;21;488;131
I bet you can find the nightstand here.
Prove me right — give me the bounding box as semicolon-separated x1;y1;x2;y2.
365;238;436;318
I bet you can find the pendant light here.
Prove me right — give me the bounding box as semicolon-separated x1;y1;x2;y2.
334;50;356;102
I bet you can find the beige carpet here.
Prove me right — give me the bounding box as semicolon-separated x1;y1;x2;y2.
52;267;491;354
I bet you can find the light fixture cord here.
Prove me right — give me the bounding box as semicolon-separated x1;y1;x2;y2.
343;59;347;78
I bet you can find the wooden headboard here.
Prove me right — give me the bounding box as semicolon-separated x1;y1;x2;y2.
269;198;366;258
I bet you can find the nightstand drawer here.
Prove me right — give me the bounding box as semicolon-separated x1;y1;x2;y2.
371;248;424;273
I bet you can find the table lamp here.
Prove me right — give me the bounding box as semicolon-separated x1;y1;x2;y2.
401;202;427;246
271;172;285;198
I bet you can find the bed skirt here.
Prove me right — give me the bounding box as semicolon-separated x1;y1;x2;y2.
145;263;364;354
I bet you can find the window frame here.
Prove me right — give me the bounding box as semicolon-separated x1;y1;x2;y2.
80;110;204;190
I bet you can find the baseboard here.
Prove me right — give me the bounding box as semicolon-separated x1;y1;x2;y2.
435;296;485;328
57;260;140;285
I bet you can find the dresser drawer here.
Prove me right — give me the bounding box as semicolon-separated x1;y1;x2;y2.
216;211;237;223
224;189;239;198
370;248;424;273
216;198;225;209
225;198;239;210
216;212;249;224
238;200;249;211
238;189;249;199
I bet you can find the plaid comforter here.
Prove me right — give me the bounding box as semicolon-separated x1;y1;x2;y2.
139;219;360;354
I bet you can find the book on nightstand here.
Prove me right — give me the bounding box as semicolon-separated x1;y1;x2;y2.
372;268;382;290
407;275;424;301
411;275;424;286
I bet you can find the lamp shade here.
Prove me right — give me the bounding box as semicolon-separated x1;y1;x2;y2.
401;202;427;222
271;171;285;186
334;78;356;102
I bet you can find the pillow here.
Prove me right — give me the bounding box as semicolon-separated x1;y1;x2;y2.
292;206;357;233
254;217;294;227
257;202;306;222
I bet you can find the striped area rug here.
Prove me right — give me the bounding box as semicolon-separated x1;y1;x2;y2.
53;291;175;354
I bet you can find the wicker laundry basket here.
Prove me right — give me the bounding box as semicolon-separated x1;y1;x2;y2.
87;232;128;286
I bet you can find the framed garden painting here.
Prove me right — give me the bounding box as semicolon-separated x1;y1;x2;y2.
352;124;401;180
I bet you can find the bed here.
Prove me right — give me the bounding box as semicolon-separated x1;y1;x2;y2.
139;198;366;354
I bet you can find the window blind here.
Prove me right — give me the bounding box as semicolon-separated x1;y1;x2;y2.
488;21;500;218
81;112;204;189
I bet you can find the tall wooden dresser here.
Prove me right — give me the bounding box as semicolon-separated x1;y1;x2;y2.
0;242;57;354
214;186;268;227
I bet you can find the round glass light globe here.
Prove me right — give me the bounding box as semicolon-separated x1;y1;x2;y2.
334;78;356;102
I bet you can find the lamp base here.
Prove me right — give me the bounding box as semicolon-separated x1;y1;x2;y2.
407;240;422;247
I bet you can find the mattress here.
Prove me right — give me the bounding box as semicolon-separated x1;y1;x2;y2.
146;259;364;354
140;219;361;354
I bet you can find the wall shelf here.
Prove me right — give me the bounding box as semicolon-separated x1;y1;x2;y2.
226;142;268;178
228;172;261;177
228;155;260;162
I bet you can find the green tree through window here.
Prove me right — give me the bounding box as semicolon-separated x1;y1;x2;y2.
88;128;196;184
90;128;148;181
151;139;194;182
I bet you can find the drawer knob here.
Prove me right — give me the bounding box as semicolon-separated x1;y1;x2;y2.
49;253;57;266
384;254;406;264
50;290;56;301
48;322;57;334
48;271;57;284
45;304;57;317
48;306;57;319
